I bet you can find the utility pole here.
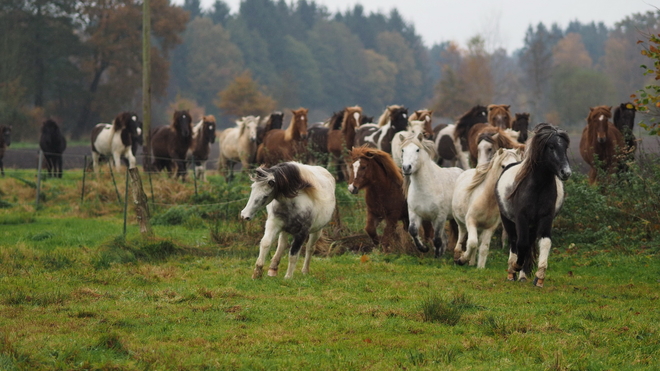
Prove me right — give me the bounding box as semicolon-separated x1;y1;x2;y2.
142;0;152;171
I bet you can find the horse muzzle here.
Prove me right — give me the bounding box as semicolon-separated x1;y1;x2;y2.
348;184;358;194
240;210;253;221
401;164;412;175
558;167;572;181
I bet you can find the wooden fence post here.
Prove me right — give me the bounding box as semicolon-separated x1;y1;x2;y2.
129;167;152;235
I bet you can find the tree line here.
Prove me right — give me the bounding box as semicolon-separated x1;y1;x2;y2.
1;0;659;142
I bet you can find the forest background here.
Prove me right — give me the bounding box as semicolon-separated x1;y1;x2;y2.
1;0;659;141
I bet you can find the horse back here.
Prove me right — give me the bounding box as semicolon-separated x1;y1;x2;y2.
91;124;112;154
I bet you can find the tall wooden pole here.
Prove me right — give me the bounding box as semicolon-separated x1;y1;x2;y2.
142;0;152;171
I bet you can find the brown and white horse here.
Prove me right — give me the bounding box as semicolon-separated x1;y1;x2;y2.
487;104;513;130
91;112;141;174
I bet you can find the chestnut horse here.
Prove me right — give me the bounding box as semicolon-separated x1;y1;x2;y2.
328;106;361;181
409;109;434;140
487;104;513;130
348;147;409;249
151;110;193;180
256;108;309;166
579;106;625;184
467;124;523;166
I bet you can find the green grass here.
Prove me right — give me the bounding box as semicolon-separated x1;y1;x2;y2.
0;168;658;370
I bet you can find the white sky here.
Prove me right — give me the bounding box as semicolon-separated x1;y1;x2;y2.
187;0;659;52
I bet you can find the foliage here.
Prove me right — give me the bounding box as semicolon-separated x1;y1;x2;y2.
633;28;660;135
215;71;276;119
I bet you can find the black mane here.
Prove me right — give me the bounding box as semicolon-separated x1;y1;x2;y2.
256;162;312;199
454;105;489;148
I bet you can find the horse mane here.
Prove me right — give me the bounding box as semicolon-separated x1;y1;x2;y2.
328;110;345;130
466;148;517;193
377;105;403;127
454;105;488;140
265;111;284;131
253;162;313;199
351;146;403;184
172;110;191;132
510;123;569;198
342;106;362;133
285;108;308;141
113;112;135;131
587;106;612;125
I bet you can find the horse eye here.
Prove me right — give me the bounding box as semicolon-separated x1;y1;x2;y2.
416;148;420;152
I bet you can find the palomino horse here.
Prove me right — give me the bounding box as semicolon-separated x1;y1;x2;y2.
453;148;522;268
512;113;531;144
348;147;409;249
189;115;216;181
0;125;11;176
39;119;67;178
579;106;625;184
354;106;408;153
257;108;309;166
435;105;488;168
91;111;141;174
152;110;193;180
496;123;572;287
409;109;434;140
241;162;336;279
217;115;259;179
487;104;513;130
328;106;361;181
401;133;463;258
467;124;523;166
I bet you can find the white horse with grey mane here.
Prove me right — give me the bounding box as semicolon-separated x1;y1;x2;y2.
241;162;336;279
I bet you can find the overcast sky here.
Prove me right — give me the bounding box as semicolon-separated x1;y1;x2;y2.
185;0;659;52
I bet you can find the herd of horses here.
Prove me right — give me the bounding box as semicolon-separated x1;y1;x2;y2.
4;102;638;286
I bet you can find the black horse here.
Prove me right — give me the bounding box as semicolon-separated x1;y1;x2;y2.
39;119;67;178
613;102;636;154
151;110;193;180
512;113;530;144
495;123;572;288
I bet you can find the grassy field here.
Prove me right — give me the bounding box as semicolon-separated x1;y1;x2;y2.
0;166;658;370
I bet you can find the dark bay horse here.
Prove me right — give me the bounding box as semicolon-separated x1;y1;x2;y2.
152;110;193;180
328;106;361;181
579;106;625;184
496;123;572;287
307;110;343;164
0;125;11;176
256;108;308;166
348;147;408;249
613;102;637;155
256;111;284;146
190;115;216;181
39;119;67;178
512;113;530;144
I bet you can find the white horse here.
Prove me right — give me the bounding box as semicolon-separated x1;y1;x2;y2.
241;162;336;279
452;148;522;268
391;120;435;167
400;133;463;258
217;115;259;178
91;111;141;174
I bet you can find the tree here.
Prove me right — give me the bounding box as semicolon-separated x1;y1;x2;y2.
553;33;592;69
278;36;324;108
215;71;276;120
376;31;424;106
549;67;615;127
632;25;660;135
362;49;398;111
208;0;230;26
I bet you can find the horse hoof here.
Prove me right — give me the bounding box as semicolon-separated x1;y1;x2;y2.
267;269;278;277
252;268;263;279
416;245;429;253
454;258;466;266
518;277;527;282
533;277;544;287
507;272;516;281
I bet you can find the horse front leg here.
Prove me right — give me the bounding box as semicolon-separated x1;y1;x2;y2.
457;216;478;265
364;212;381;246
453;220;468;262
285;233;309;279
533;217;554;287
253;219;281;279
500;216;519;281
432;217;448;258
268;232;289;277
407;213;428;253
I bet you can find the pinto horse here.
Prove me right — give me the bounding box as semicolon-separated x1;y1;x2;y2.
453;148;522;268
579;106;625;184
151;110;193;180
241;162;336;279
328;106;361;180
0;125;11;176
496;123;572;287
218;115;259;179
354;106;408;153
348;147;409;248
39;119;67;178
401;133;463;258
189;115;216;181
435;105;488;169
91;112;141;174
256;108;309;166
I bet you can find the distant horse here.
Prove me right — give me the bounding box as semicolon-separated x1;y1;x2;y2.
257;112;284;146
613;103;637;168
328;106;361;180
39;119;67;178
91;112;141;174
152;110;193;180
348;147;409;248
307;110;343;165
354;106;408;153
487;104;513;130
512;113;530;144
256;108;309;166
579;106;625;184
453;148;522;268
361;115;374;125
435;105;488;168
218;115;259;179
241;162;336;279
391;120;437;167
409;109;434;139
0;125;11;176
401;133;463;258
189;115;216;181
467;124;523;166
496;123;572;287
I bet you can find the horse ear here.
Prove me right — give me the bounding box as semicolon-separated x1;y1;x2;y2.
398;133;405;142
505;105;511;109
255;116;260;122
497;148;504;155
589;107;595;111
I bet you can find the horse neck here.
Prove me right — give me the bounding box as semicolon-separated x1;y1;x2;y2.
408;153;437;190
285;120;301;141
343;122;356;147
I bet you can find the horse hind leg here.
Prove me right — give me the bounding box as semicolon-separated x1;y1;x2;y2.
457;218;478;265
268;233;289;276
407;214;429;253
533;237;552;287
302;230;322;275
432;218;449;258
285;233;309;279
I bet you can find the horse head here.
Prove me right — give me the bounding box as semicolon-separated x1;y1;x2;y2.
400;133;433;176
613;103;636;132
343;106;362;132
412;109;434;139
361;115;374;125
348;147;376;194
291;108;309;139
203;115;217;144
173;110;192;138
588;106;612;144
268;112;284;131
512;113;530;143
532;123;572;181
390;107;409;133
244;115;259;143
488;104;513;130
241;166;277;221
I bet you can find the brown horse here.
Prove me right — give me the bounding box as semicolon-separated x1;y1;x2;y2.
467;124;525;166
152;110;193;180
487;104;513;130
409;109;434;140
307;110;344;165
348;147;408;248
579;106;625;184
328;106;361;181
190;115;216;181
256;108;309;166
